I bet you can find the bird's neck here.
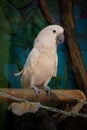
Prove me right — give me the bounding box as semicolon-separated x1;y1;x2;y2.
35;44;57;57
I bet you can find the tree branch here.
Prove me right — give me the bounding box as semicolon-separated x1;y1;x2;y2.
60;0;87;96
38;0;56;24
0;88;86;105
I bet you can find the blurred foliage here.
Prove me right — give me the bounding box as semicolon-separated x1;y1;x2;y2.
0;103;8;130
0;61;11;88
10;0;32;9
46;0;60;14
1;0;21;34
74;0;87;11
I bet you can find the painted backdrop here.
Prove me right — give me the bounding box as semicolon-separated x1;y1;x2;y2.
0;0;87;129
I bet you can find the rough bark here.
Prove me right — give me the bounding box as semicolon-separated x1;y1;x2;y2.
60;0;87;96
0;88;86;105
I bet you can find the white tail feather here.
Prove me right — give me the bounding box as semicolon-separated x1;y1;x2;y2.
14;70;23;76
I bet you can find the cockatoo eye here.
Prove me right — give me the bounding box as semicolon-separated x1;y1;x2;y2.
53;30;56;33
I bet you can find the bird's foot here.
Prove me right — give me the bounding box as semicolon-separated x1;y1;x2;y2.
31;86;40;95
43;86;50;95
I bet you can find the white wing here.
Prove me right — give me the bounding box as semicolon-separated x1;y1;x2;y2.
24;48;39;72
53;54;58;77
14;48;39;77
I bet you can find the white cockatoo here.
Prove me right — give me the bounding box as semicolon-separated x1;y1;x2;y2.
15;25;64;95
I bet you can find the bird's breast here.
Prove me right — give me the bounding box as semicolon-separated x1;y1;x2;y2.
34;54;56;85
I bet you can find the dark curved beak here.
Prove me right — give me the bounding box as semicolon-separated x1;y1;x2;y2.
56;33;64;45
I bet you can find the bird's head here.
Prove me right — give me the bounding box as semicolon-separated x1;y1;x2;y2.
34;25;64;49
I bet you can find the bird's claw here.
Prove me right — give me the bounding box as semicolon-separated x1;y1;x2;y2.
31;86;40;95
44;86;50;95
